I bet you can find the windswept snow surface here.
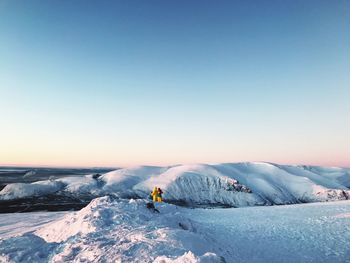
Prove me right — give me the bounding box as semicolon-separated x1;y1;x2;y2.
0;212;67;239
1;197;350;262
1;163;350;207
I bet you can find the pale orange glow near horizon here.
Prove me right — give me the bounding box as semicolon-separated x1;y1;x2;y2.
1;143;349;168
1;120;349;168
1;118;350;168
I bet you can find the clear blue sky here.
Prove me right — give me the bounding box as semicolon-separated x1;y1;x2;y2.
0;0;349;167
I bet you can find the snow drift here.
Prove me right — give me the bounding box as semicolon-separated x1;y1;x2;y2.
0;196;224;262
1;162;349;207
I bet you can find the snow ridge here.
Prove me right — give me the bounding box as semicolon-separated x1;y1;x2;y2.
1;162;349;207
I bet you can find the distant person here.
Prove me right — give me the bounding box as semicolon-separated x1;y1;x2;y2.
157;187;163;202
151;187;163;203
151;187;159;202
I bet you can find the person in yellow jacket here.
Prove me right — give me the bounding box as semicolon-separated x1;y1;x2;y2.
151;187;163;202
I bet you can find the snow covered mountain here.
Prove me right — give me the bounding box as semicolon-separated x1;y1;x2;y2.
1;162;349;208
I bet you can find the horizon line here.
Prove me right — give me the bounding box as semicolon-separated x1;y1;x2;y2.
1;161;349;170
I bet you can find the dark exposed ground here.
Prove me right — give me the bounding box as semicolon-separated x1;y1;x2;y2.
0;195;90;213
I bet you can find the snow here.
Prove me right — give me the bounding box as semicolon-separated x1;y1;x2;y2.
100;166;169;197
23;170;36;178
334;212;350;218
154;252;224;263
56;176;100;195
0;175;101;201
0;181;65;200
0;212;67;239
134;164;258;207
190;201;350;262
1;197;350;262
134;162;350;206
1;162;349;207
1;196;218;262
35;197;113;243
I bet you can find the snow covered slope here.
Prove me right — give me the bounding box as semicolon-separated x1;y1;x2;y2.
134;164;260;207
100;166;169;197
0;181;65;200
0;211;67;239
1;163;349;207
1;197;350;262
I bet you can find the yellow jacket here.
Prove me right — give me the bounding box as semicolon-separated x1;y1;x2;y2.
151;187;159;197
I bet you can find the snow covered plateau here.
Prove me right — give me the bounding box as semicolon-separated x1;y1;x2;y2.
0;162;350;262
